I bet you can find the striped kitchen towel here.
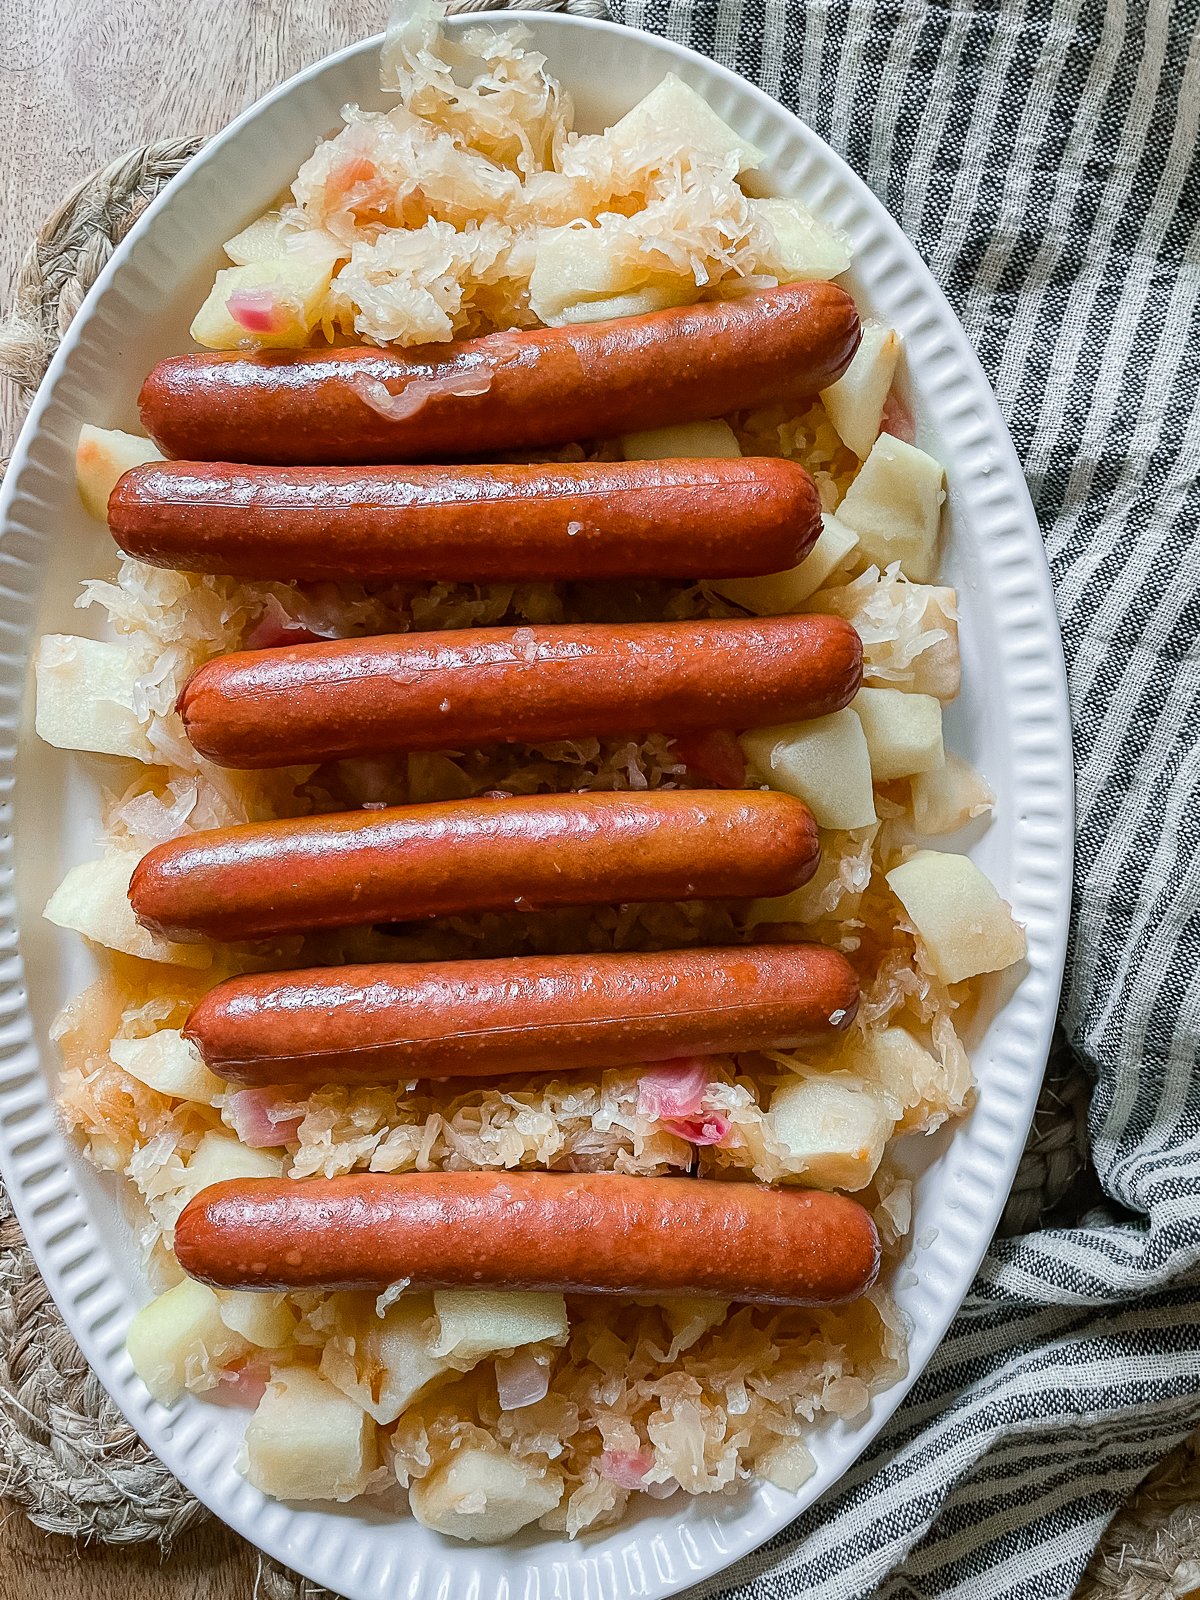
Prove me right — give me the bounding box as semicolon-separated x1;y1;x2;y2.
602;0;1200;1594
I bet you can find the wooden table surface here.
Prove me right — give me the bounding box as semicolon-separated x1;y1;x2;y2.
0;3;383;1590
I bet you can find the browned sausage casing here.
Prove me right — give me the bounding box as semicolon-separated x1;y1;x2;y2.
179;614;863;769
184;942;859;1086
139;284;861;465
107;457;822;582
130;790;819;944
174;1172;881;1304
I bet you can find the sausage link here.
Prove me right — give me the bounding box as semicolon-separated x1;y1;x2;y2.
174;1172;881;1304
184;942;859;1086
139;283;861;465
130;789;819;944
107;457;821;582
178;614;863;769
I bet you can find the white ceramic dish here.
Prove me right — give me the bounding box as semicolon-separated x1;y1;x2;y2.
0;13;1073;1598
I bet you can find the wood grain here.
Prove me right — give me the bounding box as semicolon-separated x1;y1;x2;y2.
0;2;380;1588
0;0;384;453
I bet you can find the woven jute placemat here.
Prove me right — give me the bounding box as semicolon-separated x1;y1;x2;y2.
0;44;1195;1600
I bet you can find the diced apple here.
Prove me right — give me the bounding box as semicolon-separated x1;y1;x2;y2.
182;1130;283;1200
886;850;1026;983
109;1029;225;1105
224;211;292;264
851;1025;947;1132
554;283;698;325
911;752;994;835
905;586;960;699
244;1365;377;1501
711;514;859;615
835;434;944;581
852;686;944;781
621;419;741;460
126;1278;248;1404
757;1437;816;1493
606;73;763;173
320;1293;453;1424
215;1291;297;1350
409;1431;564;1541
768;1072;893;1190
741;711;877;830
820;324;901;459
529;225;641;325
751;197;852;282
35;634;154;762
747;825;877;927
75;425;164;523
659;1296;729;1351
191;257;333;350
431;1290;569;1364
44;851;211;968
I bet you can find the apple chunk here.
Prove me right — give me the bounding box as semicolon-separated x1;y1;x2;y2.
223;211;292;265
849;1024;970;1131
606;73;763;172
44;851;211;968
835;433;945;581
852;686;945;780
35;634;153;761
191;257;333;350
181;1130;283;1202
321;1292;454;1424
621;419;741;460
431;1289;569;1364
821;324;901;459
409;1430;564;1541
75;425;164;523
556;283;696;325
244;1365;378;1502
710;514;858;614
741;710;877;830
768;1072;893;1190
109;1029;225;1105
126;1278;248;1404
750;198;853;281
529;225;652;326
215;1290;297;1351
887;850;1026;983
911;752;995;835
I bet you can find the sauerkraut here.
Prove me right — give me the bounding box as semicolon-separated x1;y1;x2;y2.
44;0;1027;1542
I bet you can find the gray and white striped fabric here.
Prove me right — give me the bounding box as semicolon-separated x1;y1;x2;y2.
601;0;1200;1592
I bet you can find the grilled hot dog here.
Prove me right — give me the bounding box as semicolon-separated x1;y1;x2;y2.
178;613;863;769
139;283;861;465
107;457;821;582
130;789;819;944
174;1172;881;1304
184;942;858;1085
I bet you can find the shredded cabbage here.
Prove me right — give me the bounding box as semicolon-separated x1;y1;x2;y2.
47;3;1005;1538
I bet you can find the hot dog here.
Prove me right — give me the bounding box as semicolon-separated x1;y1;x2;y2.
184;942;858;1085
130;790;819;944
138;283;861;465
174;1172;881;1304
107;457;821;582
178;613;863;769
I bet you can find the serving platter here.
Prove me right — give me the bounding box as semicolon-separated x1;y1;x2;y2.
0;12;1073;1598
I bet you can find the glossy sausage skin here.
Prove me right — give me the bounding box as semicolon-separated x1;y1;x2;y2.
107;457;822;582
179;614;863;769
139;283;861;465
130;789;819;944
184;942;859;1086
174;1172;881;1304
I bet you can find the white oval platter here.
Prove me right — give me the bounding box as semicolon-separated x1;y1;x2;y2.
0;12;1073;1599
